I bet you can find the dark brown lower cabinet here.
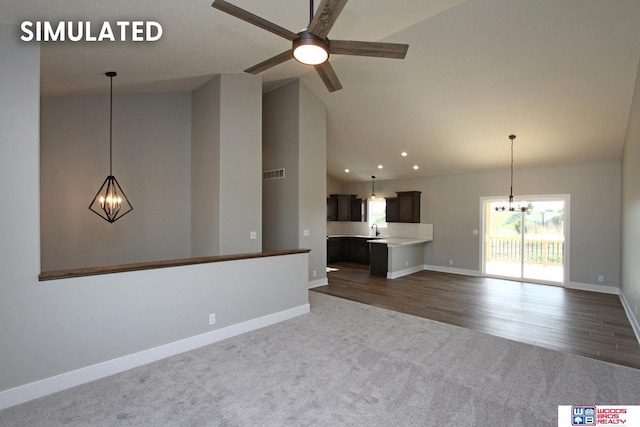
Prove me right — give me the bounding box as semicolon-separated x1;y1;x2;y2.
326;237;371;265
369;243;388;277
327;238;344;264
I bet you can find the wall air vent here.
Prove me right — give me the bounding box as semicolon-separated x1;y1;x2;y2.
262;168;285;180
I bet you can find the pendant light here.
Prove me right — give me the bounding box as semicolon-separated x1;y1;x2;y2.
370;175;376;201
88;71;133;223
495;135;526;212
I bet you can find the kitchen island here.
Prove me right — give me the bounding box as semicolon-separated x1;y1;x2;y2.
368;237;432;278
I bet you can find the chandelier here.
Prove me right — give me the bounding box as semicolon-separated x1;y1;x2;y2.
495;134;527;212
88;71;133;223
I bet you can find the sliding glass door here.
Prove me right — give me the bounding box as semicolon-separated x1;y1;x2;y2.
482;196;568;285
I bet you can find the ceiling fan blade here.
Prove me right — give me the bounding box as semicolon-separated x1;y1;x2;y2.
212;0;298;41
244;50;293;74
307;0;348;39
330;40;409;59
315;61;343;92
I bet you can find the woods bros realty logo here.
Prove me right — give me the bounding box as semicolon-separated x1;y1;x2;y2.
20;21;162;42
558;405;640;426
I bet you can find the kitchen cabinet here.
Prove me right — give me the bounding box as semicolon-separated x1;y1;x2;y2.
350;197;365;222
326;197;338;221
369;243;388;277
327;237;344;264
349;237;370;264
326;236;372;265
385;197;398;222
386;191;421;223
398;191;421;223
327;194;364;221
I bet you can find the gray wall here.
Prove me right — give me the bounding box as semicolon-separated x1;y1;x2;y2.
298;82;327;283
327;174;343;195
40;93;192;270
40;73;261;270
191;78;222;257
0;21;41;390
341;161;621;290
621;57;640;327
262;80;327;284
218;74;263;255
191;74;262;256
262;81;300;251
0;23;309;400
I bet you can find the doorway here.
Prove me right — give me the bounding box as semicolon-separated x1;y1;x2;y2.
481;195;569;285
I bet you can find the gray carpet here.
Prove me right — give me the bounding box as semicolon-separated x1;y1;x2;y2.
1;292;639;426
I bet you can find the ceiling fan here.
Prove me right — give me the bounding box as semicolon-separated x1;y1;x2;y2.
212;0;409;92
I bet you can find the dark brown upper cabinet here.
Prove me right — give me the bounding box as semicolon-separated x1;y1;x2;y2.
385;197;399;222
386;191;421;223
327;197;338;221
327;194;365;221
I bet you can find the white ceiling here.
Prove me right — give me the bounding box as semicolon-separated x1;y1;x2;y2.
2;0;640;182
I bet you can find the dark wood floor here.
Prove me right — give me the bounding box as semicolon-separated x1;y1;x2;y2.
313;262;640;370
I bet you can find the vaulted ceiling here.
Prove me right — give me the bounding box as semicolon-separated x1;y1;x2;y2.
2;0;640;182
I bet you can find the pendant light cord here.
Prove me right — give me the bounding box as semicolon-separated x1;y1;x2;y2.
510;136;514;199
309;0;314;23
109;73;113;176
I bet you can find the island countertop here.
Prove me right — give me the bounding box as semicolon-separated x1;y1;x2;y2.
327;234;388;239
367;237;432;247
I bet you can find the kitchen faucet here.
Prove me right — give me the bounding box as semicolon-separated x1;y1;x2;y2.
371;223;379;236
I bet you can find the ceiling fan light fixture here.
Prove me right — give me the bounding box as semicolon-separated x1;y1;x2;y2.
211;0;408;92
293;31;329;65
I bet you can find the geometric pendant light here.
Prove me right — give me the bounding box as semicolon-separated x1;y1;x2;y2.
88;71;133;223
495;134;527;212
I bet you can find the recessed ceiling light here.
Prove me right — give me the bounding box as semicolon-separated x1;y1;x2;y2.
413;165;419;170
378;164;383;169
344;169;350;173
401;152;408;157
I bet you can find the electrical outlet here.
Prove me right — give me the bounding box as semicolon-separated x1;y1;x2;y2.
313;270;317;277
405;261;409;267
208;313;216;325
250;231;257;240
303;229;310;236
598;275;604;283
449;260;454;266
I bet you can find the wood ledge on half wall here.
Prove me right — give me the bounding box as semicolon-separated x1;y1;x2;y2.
39;249;312;282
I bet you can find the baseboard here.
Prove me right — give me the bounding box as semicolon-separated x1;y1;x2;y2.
619;291;640;345
423;264;481;277
387;265;424;279
566;281;619;295
308;278;328;289
0;303;310;411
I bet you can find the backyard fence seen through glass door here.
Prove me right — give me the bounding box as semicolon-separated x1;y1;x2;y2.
483;198;567;285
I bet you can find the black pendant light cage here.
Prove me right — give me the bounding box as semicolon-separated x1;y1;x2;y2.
88;71;133;223
495;134;527;212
